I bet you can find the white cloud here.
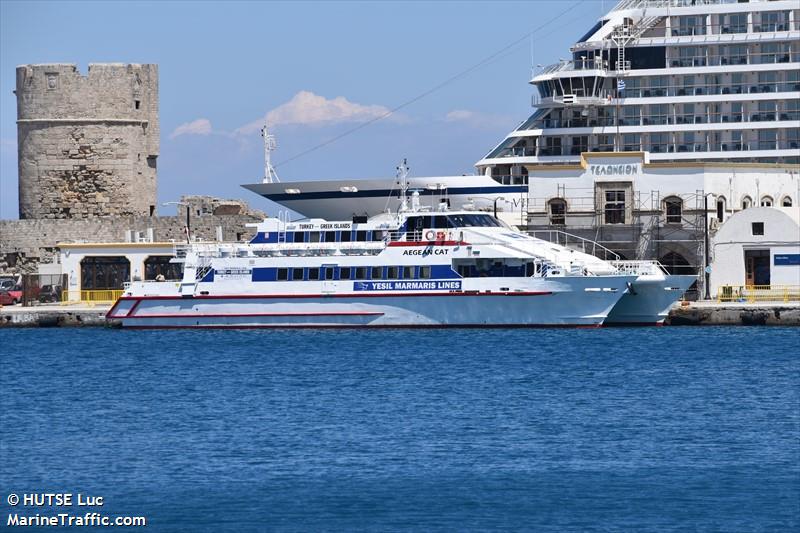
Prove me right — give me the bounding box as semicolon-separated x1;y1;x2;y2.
444;109;511;129
236;90;400;135
170;118;213;139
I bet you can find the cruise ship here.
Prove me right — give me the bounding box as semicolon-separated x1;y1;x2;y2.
244;0;799;219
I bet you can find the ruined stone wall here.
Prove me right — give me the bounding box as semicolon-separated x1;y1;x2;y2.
0;214;261;275
16;63;159;219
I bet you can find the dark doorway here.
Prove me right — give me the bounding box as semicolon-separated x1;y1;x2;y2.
660;251;695;275
744;249;770;286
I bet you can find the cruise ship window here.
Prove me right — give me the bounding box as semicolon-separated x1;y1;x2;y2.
324;231;336;242
309;231;321;243
355;267;367;280
419;266;431;279
293;232;305;243
723;13;747;34
340;267;352;280
308;268;320;281
604;190;626;224
340;230;351;242
277;268;288;281
387;266;399;279
356;230;367;242
402;266;413;279
324;267;335;280
371;267;383;280
372;230;384;242
292;268;304;281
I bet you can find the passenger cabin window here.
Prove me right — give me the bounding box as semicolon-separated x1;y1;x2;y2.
325;231;336;242
292;268;304;280
324;267;334;280
752;222;764;236
446;214;503;228
309;231;321;243
419;266;431;279
356;230;367;242
293;232;305;243
604;190;626;224
402;266;413;279
277;268;288;281
370;267;382;280
308;268;320;280
340;267;351;280
355;267;367;280
372;231;384;242
387;266;399;279
340;231;351;242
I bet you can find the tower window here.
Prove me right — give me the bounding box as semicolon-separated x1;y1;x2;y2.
135;100;141;110
752;222;764;236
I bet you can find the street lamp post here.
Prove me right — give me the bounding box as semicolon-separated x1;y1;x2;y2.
163;201;191;243
468;196;506;218
703;192;715;300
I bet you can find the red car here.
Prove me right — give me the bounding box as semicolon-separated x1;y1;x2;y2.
0;287;22;305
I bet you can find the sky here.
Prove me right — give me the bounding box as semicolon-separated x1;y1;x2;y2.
0;0;607;219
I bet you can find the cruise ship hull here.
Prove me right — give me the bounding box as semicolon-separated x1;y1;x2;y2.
108;277;634;328
605;275;696;326
242;175;525;220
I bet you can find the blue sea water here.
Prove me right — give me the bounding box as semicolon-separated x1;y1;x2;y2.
1;327;798;532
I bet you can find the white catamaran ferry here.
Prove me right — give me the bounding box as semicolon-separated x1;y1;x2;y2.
109;164;692;328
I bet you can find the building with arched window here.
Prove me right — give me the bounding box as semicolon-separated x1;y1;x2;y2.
710;207;800;295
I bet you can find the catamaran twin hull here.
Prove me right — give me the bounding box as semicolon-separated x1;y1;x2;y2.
107;276;636;329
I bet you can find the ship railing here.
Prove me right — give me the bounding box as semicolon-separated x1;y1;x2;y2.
717;285;800;303
610;260;670;276
527;230;621;261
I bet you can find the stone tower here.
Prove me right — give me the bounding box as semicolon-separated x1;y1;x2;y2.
15;63;159;219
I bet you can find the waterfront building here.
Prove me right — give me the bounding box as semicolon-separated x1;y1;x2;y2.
709;206;800;296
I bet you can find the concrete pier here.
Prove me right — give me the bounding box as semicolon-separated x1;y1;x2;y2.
0;304;116;327
667;301;800;326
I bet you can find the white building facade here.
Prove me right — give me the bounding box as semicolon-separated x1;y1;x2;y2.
709;207;800;295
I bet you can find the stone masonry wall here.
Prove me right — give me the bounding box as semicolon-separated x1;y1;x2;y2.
16;63;159;219
0;214;261;275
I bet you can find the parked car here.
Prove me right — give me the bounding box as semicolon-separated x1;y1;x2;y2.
38;285;62;303
0;287;22;305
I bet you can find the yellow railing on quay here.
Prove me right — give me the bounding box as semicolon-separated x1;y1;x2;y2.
61;289;125;305
717;285;800;303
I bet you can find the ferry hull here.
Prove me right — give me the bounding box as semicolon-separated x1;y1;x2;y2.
605;275;696;326
109;281;632;328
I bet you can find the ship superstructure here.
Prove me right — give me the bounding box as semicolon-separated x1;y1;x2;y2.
477;0;800;182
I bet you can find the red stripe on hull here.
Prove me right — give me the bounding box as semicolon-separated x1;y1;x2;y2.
387;241;466;247
120;323;603;330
